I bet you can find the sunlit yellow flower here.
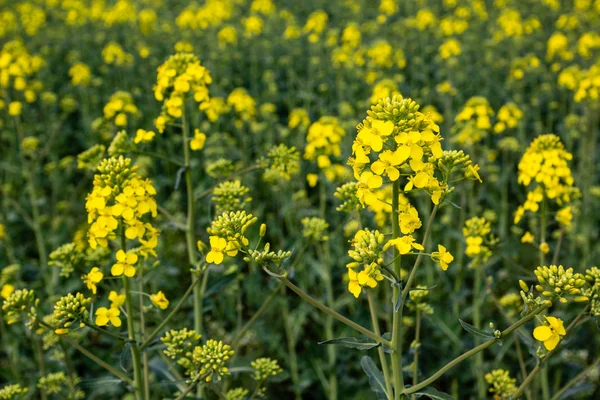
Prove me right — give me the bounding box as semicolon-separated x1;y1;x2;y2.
206;236;227;264
108;291;126;309
190;129;206;151
83;267;103;294
150;291;169;310
432;245;454;271
111;250;138;277
533;316;565;350
134;129;155;144
521;232;535;243
1;284;14;299
95;307;122;327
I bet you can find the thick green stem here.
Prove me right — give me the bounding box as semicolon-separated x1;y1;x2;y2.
121;229;144;400
473;267;486;399
181;103;201;335
391;181;404;399
403;304;550;395
277;276;391;347
367;291;393;400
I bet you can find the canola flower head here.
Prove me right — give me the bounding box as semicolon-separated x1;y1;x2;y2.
251;357;283;381
212;180;252;215
225;388;249;400
2;288;38;326
301;217;329;242
534;265;586;302
484;369;517;399
150;291;169;310
192;339;235;382
334;182;360;213
452;96;494;146
0;384;28;399
95;307;121;327
260;144;300;182
52;292;91;330
162;328;202;360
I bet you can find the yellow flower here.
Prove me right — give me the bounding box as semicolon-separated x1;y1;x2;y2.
83;267;103;294
347;263;384;298
533;316;565;351
356;171;383;205
539;242;550;254
307;173;319;187
1;284;14;299
108;291;126;308
465;236;483;256
432;244;454;271
521;231;535;243
111;250;138;277
8;101;22;116
150;291;169;310
95;307;122;327
134;129;155;144
206;236;227;264
385;236;424;255
190;129;206;151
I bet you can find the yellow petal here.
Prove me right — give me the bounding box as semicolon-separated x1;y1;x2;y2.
533;326;553;342
544;334;560;351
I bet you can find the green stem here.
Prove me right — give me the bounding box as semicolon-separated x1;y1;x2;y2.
139;267;150;400
412;309;421;389
513;305;589;399
367;290;393;400
282;289;302;400
121;228;144;400
322;242;337;400
391;181;404;399
174;376;201;400
33;335;48;400
403;304;550;395
473;267;486;399
181;102;201;335
277;276;392;347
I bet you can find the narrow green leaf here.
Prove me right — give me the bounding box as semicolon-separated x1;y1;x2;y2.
415;387;456;400
318;336;380;350
119;343;131;372
459;319;495;340
360;355;389;400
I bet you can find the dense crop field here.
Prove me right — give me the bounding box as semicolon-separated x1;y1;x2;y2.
1;0;600;399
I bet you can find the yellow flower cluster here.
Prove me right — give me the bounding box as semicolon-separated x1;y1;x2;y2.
154;53;212;133
463;217;496;267
0;40;44;104
533;316;565;351
573;63;600;103
85;156;158;252
227;88;256;121
514;134;579;224
439;38;461;60
452;96;494;146
205;211;257;265
304;116;346;173
101;42;133;66
102;91;139;128
68;62;92;87
493;9;541;41
346;229;386;298
176;1;234;31
493;102;522;133
350;95;445;206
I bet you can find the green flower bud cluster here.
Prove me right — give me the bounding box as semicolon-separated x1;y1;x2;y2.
52;293;91;329
162;328;202;358
435;150;479;182
226;388;249;400
192;339;235;382
208;211;257;240
108;130;132;156
2;289;38;326
94;156;137;190
367;94;420;127
484;369;517;399
37;372;68;395
246;244;291;267
49;243;85;278
0;384;28;399
534;265;586;303
260;144;300;182
212;180;252;215
584;266;600;316
20;136;39;156
334;182;359;213
409;285;434;314
498;137;520;152
347;228;385;268
251;357;283;381
301;217;329;242
205;159;236;179
76;144;106;171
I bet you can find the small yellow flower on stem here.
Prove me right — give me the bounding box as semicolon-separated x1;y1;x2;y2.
539;242;550;254
83;267;104;294
134;129;155;144
111;250;138;277
108;291;126;308
521;231;535;243
1;284;14;299
432;244;454;271
206;236;227;264
190;129;206;151
533;316;566;350
150;291;169;310
95;307;122;327
385;235;424;255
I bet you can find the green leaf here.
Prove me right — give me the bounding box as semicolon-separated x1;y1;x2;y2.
415;387;456;400
204;273;237;298
119;343;131;372
318;336;380;350
556;382;595;400
360;356;389;400
459;319;495;340
382;332;393;354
